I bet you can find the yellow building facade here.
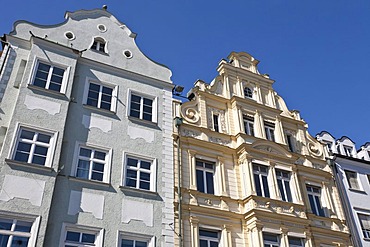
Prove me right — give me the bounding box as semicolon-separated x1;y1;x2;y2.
173;52;351;247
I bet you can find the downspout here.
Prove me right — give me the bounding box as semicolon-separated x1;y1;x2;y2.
174;116;183;247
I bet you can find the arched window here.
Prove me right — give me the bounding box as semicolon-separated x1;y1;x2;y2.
91;37;106;53
244;87;253;99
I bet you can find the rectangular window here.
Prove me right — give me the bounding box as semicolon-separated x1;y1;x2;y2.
306;185;325;217
358;214;370;239
0;217;34;246
213;114;220;132
75;146;109;182
344;145;353;157
85;81;117;112
196;160;215;194
199;229;219;247
264;122;275;141
288;237;304;247
13;127;55;167
243;115;254;136
62;225;102;247
119;233;153;247
345;170;360;190
323;141;333;153
124;156;155;191
275;169;293;202
263;233;279;247
253;164;270;198
286;134;295;152
32;61;67;93
129;93;156;122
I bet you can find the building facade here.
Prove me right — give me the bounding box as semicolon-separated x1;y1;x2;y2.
317;132;370;246
0;8;174;246
173;52;351;247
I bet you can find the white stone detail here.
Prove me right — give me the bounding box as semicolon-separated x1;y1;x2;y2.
24;95;61;115
127;125;154;143
82;115;112;133
122;199;153;227
68;190;104;219
0;175;45;206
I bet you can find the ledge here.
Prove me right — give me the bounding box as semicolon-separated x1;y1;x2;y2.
348;188;367;194
68;176;111;187
82;104;117;116
5;158;55;173
128;116;159;129
27;84;69;101
119;186;160;199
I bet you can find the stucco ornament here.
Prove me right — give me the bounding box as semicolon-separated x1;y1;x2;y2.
307;142;322;157
180;101;200;124
207;107;227;132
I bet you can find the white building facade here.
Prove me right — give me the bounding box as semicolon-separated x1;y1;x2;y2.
317;132;370;247
0;8;174;246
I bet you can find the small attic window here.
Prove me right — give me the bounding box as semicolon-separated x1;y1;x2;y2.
91;37;106;53
64;31;75;40
97;24;107;33
123;50;132;59
244;87;253;99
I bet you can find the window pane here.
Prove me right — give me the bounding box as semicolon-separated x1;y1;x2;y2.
199;230;218;238
139;181;150;190
206;171;214;194
140;161;151;170
199;240;208;247
254;174;262;196
81;233;95;244
127;158;138;167
277;179;285;201
14;221;32;232
94;151;106;160
0;219;12;230
136;241;148;247
285;180;292;202
196;170;205;193
92;162;104;172
66;231;80;242
308;194;317;215
11;236;29;247
32;155;46;165
0;235;9;247
262;175;270;198
121;239;134;247
20;130;34;140
79;148;91;157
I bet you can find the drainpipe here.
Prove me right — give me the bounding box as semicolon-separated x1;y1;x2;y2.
174;116;183;247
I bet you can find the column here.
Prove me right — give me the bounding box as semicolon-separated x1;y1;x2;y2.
269;162;279;200
280;227;289;247
254;110;264;139
275;116;285;144
322;181;336;218
217;156;228;196
188;150;197;190
291;166;303;204
190;217;199;247
222;225;232;247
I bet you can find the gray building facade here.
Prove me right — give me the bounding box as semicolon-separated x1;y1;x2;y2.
0;8;174;246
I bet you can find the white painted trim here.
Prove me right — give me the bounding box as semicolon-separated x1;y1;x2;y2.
60;222;104;247
83;77;118;112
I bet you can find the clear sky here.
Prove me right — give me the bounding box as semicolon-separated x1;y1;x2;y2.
1;1;370;148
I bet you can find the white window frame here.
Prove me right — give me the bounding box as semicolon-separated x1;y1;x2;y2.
83;78;118;112
9;123;58;168
288;236;304;247
199;228;220;247
196;159;215;195
358;213;370;239
0;212;40;247
306;184;326;217
71;142;112;183
118;232;154;247
122;152;157;192
253;163;270;198
127;89;158;123
243;115;254;136
90;37;108;53
264;122;275;141
212;114;220;132
60;223;103;247
263;233;280;247
244;87;253;99
275;169;293;202
343;145;353;157
344;170;361;190
29;57;70;94
286;133;295;152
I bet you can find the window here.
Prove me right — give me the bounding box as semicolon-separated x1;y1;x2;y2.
263;233;279;247
62;225;102;247
288;237;304;247
12;127;55;167
276;169;292;202
343;146;353;157
75;146;109;182
124;156;155;191
196;160;215;194
345;170;360;190
253;164;270;198
199;229;219;247
244;87;253;99
286;134;295;152
323;141;333;153
306;185;325;217
91;37;106;53
212;114;220;132
129;92;156;123
358;214;370;239
0;217;35;247
264;122;275;141
243;115;254;136
32;61;67;93
84;81;117;112
119;233;153;247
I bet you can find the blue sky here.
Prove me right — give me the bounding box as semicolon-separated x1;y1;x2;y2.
2;1;370;147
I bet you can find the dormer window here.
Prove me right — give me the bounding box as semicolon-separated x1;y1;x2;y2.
343;145;353;157
244;87;253;99
91;37;106;53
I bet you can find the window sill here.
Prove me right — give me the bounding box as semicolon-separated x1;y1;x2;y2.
128;116;158;128
364;238;370;242
27;84;69;100
348;188;367;194
90;49;109;56
5;159;54;173
119;185;158;196
68;176;111;187
82;104;116;116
